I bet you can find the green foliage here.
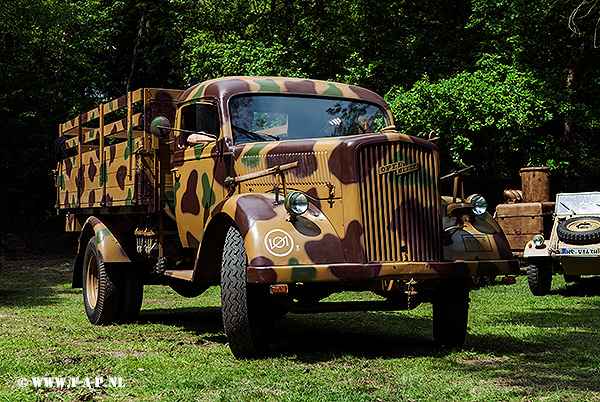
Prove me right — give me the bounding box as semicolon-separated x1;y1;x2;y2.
386;55;556;179
1;0;600;233
182;31;303;81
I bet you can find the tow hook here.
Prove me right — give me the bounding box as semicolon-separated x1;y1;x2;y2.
405;278;418;312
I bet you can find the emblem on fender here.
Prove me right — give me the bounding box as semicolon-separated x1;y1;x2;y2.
378;161;419;176
264;229;295;257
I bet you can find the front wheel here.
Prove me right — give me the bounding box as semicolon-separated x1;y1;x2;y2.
526;259;552;296
221;227;272;359
432;278;470;349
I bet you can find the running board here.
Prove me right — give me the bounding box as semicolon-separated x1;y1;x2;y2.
163;269;193;281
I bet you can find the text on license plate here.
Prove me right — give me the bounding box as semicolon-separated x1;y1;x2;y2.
561;248;600;256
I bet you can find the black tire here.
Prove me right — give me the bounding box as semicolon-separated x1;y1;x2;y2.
82;238;121;325
557;216;600;245
221;226;272;359
526;259;552;296
432;278;470;349
117;263;144;323
52;136;77;162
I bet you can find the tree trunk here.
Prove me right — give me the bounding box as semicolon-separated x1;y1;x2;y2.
563;46;576;145
126;1;149;93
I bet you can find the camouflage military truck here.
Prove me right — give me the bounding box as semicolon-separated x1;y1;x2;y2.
54;76;518;358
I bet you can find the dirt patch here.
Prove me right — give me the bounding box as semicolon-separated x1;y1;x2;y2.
459;354;511;367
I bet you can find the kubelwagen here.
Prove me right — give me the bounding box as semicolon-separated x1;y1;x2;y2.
525;191;600;295
54;76;518;358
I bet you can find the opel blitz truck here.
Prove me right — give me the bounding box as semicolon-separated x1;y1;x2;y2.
55;76;518;358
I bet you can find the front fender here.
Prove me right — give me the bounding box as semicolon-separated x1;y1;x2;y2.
215;193;346;267
443;211;515;264
523;240;551;258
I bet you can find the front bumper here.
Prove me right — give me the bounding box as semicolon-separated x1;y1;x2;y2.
247;259;520;284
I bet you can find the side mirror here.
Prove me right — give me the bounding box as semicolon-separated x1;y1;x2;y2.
428;130;440;142
150;116;172;138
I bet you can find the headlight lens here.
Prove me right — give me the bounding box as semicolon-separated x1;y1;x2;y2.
284;191;308;216
532;234;545;247
468;194;487;216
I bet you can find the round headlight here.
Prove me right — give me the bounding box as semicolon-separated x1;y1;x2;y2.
284;191;308;216
532;234;545;247
468;194;487;216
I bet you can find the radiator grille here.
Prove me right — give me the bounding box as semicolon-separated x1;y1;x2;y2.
358;142;442;262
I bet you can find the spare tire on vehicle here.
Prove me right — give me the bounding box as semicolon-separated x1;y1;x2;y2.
52;136;78;162
557;216;600;245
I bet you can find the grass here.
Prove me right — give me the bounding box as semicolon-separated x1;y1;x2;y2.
1;257;600;401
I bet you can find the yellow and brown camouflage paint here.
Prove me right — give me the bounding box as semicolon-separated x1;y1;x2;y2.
57;76;517;285
57;88;183;215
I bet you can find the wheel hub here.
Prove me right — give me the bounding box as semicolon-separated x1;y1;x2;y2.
86;255;99;309
567;219;600;232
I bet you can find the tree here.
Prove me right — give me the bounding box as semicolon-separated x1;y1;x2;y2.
386;0;600;194
1;0;599;244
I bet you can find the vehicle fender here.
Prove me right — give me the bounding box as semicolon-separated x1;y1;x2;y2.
211;193;346;267
523;240;551;258
443;211;515;268
72;216;132;287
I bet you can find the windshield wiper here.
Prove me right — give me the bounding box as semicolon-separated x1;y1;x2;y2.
560;202;576;215
232;124;279;141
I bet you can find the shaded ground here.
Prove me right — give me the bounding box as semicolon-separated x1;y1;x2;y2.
1;258;600;401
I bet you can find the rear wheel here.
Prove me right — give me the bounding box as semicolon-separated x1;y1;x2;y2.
82;238;143;324
432;278;470;349
526;259;552;296
221;226;272;359
117;263;143;323
82;238;120;325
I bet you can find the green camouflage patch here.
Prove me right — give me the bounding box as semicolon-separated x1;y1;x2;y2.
201;172;216;208
291;265;317;282
254;78;281;92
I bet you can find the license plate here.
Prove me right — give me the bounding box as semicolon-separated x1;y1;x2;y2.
561;248;600;256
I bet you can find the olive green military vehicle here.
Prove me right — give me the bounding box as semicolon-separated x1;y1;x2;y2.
54;76;518;358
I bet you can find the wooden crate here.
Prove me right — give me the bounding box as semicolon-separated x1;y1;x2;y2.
495;202;554;251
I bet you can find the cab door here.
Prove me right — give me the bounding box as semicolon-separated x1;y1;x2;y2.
173;101;224;248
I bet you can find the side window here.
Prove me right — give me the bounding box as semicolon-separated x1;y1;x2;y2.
180;103;219;146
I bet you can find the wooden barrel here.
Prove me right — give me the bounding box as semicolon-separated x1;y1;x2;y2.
519;167;551;203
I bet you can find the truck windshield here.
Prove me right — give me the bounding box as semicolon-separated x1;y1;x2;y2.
229;94;390;144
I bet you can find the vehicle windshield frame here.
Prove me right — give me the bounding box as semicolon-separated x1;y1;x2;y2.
555;192;600;216
228;93;391;144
